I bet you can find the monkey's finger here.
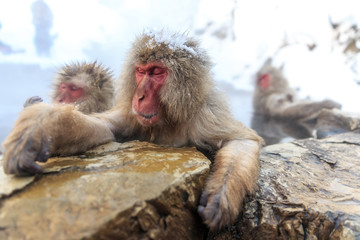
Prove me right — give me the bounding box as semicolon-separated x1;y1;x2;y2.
36;148;50;163
197;205;206;221
199;191;208;206
207;209;223;232
23;96;43;108
197;191;208;221
30;96;43;103
198;202;221;231
3;152;43;175
36;138;51;162
198;192;221;229
4;138;44;175
18;158;44;176
18;142;44;174
198;191;211;222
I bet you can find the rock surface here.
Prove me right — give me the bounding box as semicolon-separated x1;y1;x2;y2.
0;141;210;240
1;131;360;240
211;130;360;240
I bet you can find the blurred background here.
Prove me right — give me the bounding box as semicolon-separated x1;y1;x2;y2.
1;0;360;144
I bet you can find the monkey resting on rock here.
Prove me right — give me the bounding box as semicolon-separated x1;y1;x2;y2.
24;61;115;114
253;58;341;121
2;30;263;231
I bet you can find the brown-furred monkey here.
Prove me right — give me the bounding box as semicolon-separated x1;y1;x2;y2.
23;61;114;114
2;30;263;231
253;58;341;121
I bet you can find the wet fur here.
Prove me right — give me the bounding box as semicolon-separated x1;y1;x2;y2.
24;61;115;114
54;61;115;114
2;30;263;231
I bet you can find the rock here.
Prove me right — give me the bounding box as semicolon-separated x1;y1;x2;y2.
210;130;360;240
2;132;360;240
0;167;35;198
0;141;210;240
251;113;313;145
315;109;360;138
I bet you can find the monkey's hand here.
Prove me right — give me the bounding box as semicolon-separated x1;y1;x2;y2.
2;103;55;175
197;139;260;231
277;99;342;120
320;99;342;110
23;96;43;108
2;103;115;176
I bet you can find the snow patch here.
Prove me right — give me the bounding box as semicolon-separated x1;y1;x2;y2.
144;30;197;56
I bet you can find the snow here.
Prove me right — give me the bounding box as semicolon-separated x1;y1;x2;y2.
144;30;197;56
0;0;360;143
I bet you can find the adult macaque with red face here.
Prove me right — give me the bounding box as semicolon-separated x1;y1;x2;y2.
24;61;114;114
253;58;341;120
2;30;263;231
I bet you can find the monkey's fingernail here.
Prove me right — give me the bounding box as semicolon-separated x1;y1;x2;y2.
198;205;204;212
37;139;51;162
197;206;205;220
37;151;49;162
27;164;44;174
18;162;43;175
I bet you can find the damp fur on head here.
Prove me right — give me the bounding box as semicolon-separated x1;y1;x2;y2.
51;61;115;113
117;30;215;123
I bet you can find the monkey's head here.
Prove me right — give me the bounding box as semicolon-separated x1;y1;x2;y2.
118;30;213;127
53;61;114;114
255;58;290;94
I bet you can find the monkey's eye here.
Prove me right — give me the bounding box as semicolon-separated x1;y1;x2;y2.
59;82;67;90
151;67;166;75
136;68;145;75
69;84;80;91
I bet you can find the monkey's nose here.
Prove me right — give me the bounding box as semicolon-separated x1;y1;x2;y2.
56;97;64;103
138;95;145;101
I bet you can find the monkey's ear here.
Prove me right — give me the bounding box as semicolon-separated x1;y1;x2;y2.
279;63;285;71
264;58;272;65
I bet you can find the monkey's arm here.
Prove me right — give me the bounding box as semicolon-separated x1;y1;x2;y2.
267;95;341;120
2;103;115;175
281;100;341;119
192;104;263;231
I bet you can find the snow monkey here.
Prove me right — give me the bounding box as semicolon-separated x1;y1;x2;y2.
23;61;115;114
253;58;341;120
2;30;263;231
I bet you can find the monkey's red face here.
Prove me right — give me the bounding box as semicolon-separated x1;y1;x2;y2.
257;73;270;90
55;82;85;104
132;62;168;126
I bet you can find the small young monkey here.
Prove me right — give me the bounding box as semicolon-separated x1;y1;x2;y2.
24;61;115;114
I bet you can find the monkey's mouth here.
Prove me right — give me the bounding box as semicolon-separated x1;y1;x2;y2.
140;113;158;119
136;112;161;126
